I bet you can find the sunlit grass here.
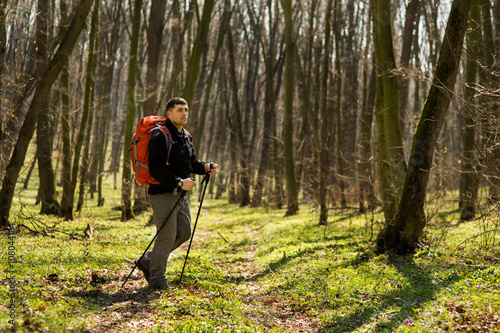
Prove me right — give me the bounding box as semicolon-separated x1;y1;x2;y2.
0;160;499;331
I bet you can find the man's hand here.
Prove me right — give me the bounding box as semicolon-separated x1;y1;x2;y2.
205;162;219;175
180;178;196;191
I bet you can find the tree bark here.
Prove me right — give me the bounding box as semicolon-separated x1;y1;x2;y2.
0;0;6;145
372;0;407;222
282;0;298;216
59;0;73;216
359;66;377;213
63;0;99;219
0;0;5;84
97;0;121;207
459;0;480;220
161;0;195;107
121;0;143;221
35;0;60;215
248;0;278;208
182;0;215;105
334;0;346;208
319;0;334;225
143;0;166;116
359;1;376;213
226;27;250;206
0;4;38;184
377;0;473;254
193;0;232;150
398;0;419;141
480;0;500;203
0;0;95;227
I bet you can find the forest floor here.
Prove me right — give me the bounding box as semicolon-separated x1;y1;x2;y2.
1;183;500;332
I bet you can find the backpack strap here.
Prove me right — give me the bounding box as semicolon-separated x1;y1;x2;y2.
157;126;172;165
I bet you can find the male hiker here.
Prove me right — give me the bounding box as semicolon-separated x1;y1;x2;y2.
137;97;218;289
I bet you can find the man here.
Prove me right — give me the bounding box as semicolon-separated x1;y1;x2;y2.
136;97;218;289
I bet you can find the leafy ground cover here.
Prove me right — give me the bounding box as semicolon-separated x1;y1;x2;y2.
1;179;500;332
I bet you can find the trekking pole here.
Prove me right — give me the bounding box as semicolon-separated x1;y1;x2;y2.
122;190;187;288
178;171;211;284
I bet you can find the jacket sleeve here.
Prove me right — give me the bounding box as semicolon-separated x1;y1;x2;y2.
148;130;180;187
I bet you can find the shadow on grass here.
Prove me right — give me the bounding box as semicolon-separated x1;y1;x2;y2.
245;242;351;282
319;256;463;332
64;283;157;332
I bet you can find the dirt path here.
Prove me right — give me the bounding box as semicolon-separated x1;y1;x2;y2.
213;226;322;332
79;224;321;332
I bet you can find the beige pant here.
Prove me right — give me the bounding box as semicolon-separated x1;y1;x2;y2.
139;192;191;286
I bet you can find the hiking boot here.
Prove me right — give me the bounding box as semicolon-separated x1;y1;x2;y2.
150;280;169;290
135;260;150;283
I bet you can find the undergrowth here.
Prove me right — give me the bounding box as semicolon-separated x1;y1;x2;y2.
0;172;499;332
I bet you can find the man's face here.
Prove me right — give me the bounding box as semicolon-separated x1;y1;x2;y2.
167;103;189;127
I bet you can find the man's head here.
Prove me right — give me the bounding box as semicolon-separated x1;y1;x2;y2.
165;97;189;130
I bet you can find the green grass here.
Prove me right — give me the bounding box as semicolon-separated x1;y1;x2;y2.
1;168;500;332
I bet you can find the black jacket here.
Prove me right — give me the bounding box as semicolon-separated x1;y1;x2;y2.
148;118;205;195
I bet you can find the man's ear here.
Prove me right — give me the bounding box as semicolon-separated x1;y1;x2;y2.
165;110;171;119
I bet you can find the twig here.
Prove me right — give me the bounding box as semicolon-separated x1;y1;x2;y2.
450;229;499;256
217;231;229;243
14;196;83;240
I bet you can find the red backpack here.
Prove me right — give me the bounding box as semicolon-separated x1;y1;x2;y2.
130;116;172;186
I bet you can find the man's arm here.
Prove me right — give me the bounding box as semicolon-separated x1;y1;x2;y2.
148;130;180;188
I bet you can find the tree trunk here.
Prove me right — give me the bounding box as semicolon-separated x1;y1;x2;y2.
0;0;5;84
459;0;480;220
0;7;38;184
0;0;6;147
319;0;334;225
372;0;407;222
193;0;232;150
63;0;99;219
398;0;419;141
98;0;121;206
77;83;95;212
282;0;298;216
0;0;95;227
59;0;72;216
334;0;346;208
359;1;376;213
226;27;250;207
182;0;215;105
121;0;142;221
161;0;195;106
143;0;166;116
359;66;377;213
249;0;279;208
377;0;473;254
480;0;500;203
35;0;60;215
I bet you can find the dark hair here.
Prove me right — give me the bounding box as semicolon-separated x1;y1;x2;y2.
165;97;187;112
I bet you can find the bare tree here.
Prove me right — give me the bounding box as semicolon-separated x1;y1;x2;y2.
0;0;96;227
35;0;60;215
372;0;407;222
143;0;166;116
121;0;142;221
318;0;334;225
62;0;99;219
459;0;480;220
377;0;473;254
282;0;298;216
